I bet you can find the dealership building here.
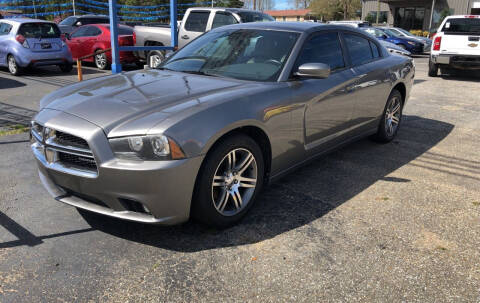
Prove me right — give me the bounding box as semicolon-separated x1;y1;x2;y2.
362;0;480;30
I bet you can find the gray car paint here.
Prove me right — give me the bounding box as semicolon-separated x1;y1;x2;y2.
33;22;414;224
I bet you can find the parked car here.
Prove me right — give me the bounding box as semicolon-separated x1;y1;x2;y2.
134;7;274;66
379;40;412;56
380;26;432;52
364;27;424;54
429;15;480;76
58;15;110;34
66;24;138;70
0;18;73;75
31;22;414;227
326;20;370;28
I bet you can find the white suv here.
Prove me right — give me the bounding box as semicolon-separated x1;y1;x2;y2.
429;15;480;76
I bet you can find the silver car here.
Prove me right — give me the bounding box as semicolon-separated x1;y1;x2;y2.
31;22;414;227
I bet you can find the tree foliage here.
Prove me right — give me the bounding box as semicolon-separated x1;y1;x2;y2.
309;0;361;21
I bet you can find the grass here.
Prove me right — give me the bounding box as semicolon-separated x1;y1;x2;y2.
0;124;30;137
473;202;480;207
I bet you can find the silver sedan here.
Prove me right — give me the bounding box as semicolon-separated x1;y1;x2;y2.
31;22;414;227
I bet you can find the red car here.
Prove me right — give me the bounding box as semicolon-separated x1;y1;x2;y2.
66;24;138;70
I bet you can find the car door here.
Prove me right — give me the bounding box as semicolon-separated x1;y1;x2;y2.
67;26;90;59
0;22;13;65
82;26;102;59
179;10;211;48
342;32;391;129
292;31;357;150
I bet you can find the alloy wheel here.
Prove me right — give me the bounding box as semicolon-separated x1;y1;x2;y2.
150;54;163;68
95;53;107;69
211;148;257;216
385;95;401;136
8;56;17;74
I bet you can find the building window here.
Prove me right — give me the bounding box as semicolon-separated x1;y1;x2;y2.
395;7;425;30
282;16;286;21
366;11;388;24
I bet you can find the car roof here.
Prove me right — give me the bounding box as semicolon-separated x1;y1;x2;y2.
218;21;369;34
1;18;55;25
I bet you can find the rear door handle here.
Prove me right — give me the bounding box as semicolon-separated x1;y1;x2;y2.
181;35;189;40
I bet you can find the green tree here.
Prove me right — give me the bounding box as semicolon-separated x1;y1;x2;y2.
309;0;361;21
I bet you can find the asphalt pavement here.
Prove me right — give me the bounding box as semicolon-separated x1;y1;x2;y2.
0;58;479;302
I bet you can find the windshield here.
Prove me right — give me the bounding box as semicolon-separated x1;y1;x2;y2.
442;18;480;34
237;12;274;23
363;28;386;38
18;23;61;38
380;28;399;37
395;27;414;36
60;16;76;26
160;29;299;82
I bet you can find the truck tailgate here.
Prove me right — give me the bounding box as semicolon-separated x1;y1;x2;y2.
441;34;480;55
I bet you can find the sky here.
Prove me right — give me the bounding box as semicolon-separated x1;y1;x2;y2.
273;0;293;10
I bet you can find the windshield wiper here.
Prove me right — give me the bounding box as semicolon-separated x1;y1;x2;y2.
180;70;219;77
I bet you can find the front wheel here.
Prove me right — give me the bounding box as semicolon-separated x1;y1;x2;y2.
192;134;264;228
373;89;403;143
428;59;439;77
7;55;22;76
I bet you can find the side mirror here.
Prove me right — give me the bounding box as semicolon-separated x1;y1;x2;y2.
74;21;82;27
295;63;330;79
63;33;70;40
382;34;388;39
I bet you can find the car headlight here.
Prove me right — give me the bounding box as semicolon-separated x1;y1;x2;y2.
407;41;416;46
109;135;185;160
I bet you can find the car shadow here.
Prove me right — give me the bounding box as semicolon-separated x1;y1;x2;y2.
440;69;480;81
79;115;455;252
0;77;26;89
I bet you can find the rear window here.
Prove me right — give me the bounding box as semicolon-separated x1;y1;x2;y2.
105;25;133;35
184;11;210;32
83;18;110;25
237;12;274;23
59;16;77;26
442;18;480;34
18;23;61;38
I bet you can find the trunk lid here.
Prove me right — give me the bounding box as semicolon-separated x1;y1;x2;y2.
440;17;480;55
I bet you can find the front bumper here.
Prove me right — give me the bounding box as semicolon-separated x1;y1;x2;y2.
431;54;480;69
32;109;204;225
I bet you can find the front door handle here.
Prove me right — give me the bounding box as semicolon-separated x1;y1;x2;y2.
181;35;189;40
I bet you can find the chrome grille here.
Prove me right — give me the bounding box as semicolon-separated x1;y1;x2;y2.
31;123;98;177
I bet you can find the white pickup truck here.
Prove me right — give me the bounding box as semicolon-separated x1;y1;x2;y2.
134;7;274;66
429;15;480;76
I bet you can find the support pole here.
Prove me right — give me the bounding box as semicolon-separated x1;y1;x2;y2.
73;0;76;16
109;0;122;74
429;0;436;33
170;0;178;49
77;60;83;81
376;0;380;24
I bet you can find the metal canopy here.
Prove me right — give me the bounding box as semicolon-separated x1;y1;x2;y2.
107;0;178;73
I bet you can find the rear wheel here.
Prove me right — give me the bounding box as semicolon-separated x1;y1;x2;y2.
147;50;164;68
373;89;403;143
7;55;22;76
192;134;264;228
94;51;109;70
428;59;439;77
59;63;73;73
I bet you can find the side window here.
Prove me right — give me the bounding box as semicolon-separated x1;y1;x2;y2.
295;32;345;71
370;41;380;58
343;33;374;66
71;26;89;38
0;23;12;35
212;12;238;29
85;26;101;36
184;11;210;32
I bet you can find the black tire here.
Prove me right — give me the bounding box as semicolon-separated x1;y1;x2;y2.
7;55;22;76
147;50;165;68
59;63;73;73
191;134;265;228
94;50;109;70
428;59;439;77
372;89;403;143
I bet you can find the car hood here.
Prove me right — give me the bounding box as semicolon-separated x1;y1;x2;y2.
40;69;253;136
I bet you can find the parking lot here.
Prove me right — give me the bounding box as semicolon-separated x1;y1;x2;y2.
0;57;479;302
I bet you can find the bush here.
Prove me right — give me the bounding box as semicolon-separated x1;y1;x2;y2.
409;29;429;37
